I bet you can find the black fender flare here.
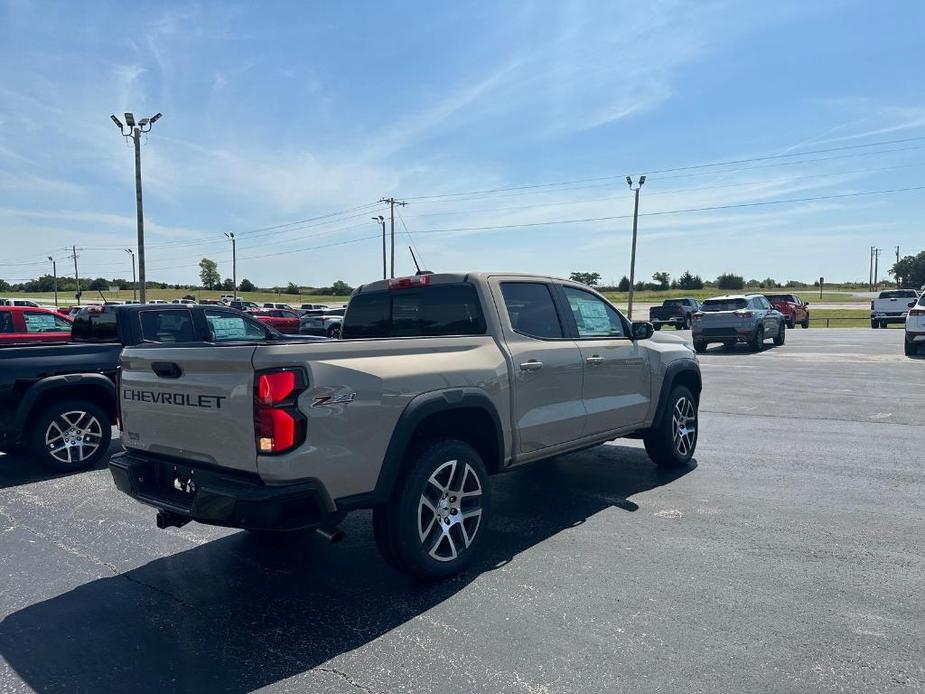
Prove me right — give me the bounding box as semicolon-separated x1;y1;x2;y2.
14;374;116;432
338;387;504;509
649;361;702;432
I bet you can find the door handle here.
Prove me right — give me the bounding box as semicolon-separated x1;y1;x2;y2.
151;362;183;379
519;360;543;372
585;355;604;365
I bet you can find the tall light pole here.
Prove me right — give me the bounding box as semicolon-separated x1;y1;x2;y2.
372;216;386;279
873;247;882;290
124;248;136;301
625;175;646;320
111;111;162;304
47;256;57;307
224;232;237;297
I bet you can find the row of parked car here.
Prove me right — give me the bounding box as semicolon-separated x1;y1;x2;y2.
648;293;810;331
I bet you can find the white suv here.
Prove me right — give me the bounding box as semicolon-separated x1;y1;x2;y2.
904;293;925;356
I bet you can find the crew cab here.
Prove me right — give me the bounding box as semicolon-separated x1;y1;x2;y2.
254;308;301;334
871;289;918;328
110;272;702;578
648;298;701;330
0;303;291;472
0;307;73;346
691;294;786;352
764;293;810;329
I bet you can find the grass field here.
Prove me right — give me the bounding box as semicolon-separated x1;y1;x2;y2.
600;289;865;303
805;309;891;328
2;288;348;308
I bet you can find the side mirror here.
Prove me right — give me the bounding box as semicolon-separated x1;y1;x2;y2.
803;302;810;307
632;321;654;340
909;301;917;308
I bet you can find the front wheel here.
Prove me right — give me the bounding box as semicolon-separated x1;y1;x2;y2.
373;439;490;579
326;324;341;339
801;316;810;329
773;321;786;346
643;386;697;468
871;320;879;329
28;400;112;472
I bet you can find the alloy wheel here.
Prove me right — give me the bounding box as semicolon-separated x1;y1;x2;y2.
418;459;483;562
44;410;103;466
672;397;697;457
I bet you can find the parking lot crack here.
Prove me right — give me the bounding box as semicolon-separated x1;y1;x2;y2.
311;665;377;694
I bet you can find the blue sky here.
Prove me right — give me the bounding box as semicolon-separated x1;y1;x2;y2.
1;0;923;288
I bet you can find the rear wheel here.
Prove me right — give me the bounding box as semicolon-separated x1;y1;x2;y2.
905;339;917;356
773;321;786;346
28;400;111;472
693;341;707;353
871;320;879;329
326;324;341;338
372;439;490;579
748;326;764;352
643;386;697;468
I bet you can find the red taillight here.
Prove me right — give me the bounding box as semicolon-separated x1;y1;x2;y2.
692;312;703;321
254;368;306;454
910;308;925;316
734;310;753;318
388;274;431;290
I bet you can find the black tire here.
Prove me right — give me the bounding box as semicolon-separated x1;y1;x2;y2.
27;399;112;472
871;320;879;329
773;320;786;346
722;341;736;351
643;385;698;468
326;324;341;339
693;341;707;353
749;326;764;352
653;324;662;331
905;339;917;357
372;439;490;579
801;316;809;329
787;317;795;329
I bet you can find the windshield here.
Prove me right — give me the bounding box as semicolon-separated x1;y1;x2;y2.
701;299;747;312
878;290;917;299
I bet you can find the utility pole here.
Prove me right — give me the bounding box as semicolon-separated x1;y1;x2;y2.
873;248;882;290
625;175;646;320
868;246;875;292
895;245;901;287
111;112;163;304
371;215;386;279
47;256;58;307
124;249;136;301
70;245;81;305
379;197;407;278
224;233;237;297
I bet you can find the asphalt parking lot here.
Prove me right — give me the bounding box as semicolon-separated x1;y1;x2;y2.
1;329;923;693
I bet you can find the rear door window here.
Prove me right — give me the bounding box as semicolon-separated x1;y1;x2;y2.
342;284;485;338
24;311;71;332
702;299;747;312
0;311;13;333
500;282;563;339
139;309;198;343
204;311;270;341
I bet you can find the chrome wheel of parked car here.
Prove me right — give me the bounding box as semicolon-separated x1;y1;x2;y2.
672;396;697;457
45;410;103;466
418;459;483;562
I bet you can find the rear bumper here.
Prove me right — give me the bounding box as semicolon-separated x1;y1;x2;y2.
651;316;686;327
692;326;756;343
109;450;340;531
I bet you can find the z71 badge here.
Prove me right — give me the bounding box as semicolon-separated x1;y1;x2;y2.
311;392;357;408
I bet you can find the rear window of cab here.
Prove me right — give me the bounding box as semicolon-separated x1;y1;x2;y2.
342;284;485;338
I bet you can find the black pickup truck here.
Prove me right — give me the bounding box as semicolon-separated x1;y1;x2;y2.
648;297;701;330
1;304;309;472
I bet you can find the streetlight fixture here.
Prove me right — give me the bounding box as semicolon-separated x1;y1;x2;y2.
111;111;163;303
372;215;386;279
224;232;237;298
124;248;137;302
625;175;646;320
47;256;57;307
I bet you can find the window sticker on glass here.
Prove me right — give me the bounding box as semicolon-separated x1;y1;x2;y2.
574;298;611;334
23;312;61;333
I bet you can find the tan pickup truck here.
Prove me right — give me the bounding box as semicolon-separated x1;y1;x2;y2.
110;272;701;578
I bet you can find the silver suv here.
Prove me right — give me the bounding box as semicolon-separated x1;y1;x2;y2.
691;294;786;353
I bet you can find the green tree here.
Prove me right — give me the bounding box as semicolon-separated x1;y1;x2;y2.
199;258;220;289
0;279;9;291
221;278;235;291
676;271;704;290
651;271;670;290
286;282;301;295
239;278;256;292
330;280;353;295
568;271;601;286
759;277;777;289
891;251;925;287
717;273;745;290
617;276;630;292
88;277;109;291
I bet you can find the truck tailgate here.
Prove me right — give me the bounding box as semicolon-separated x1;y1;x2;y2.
119;345;259;473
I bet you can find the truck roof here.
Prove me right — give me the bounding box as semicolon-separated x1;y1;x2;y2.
353;271;584;295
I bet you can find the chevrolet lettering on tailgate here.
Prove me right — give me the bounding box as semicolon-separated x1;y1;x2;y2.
122;388;226;410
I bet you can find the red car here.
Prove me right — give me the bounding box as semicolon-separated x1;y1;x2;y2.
254;308;301;334
0;306;73;345
764;293;810;328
